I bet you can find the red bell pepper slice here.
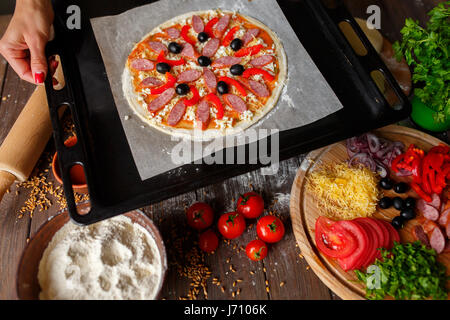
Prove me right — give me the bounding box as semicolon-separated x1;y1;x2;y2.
183;86;200;106
222;26;239;46
150;72;176;95
411;182;432;202
242;67;275;82
181;25;197;46
205;93;224;120
218;76;247;96
204;17;219;38
234;44;263;57
157;51;185;67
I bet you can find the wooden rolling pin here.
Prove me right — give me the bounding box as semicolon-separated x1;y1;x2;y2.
0;58;65;202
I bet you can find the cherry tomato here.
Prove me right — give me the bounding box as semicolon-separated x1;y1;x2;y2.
186;202;214;231
198;229;219;253
237;192;265;219
245;240;268;261
256;216;285;243
217;212;246;239
314;216;358;259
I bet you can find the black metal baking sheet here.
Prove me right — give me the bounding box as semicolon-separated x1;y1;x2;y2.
45;0;411;225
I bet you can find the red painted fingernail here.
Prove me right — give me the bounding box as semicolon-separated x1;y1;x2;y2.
34;72;45;84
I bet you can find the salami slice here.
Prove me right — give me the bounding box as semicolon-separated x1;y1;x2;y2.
439;208;450;227
250;55;274;67
192;15;204;33
412;225;430;248
195;100;210;130
202;38;220;57
166;27;180;39
429;227;446;254
181;43;199;60
203;68;217;93
213;14;231;38
428;193;441;210
249;80;270;97
130;59;155;71
148;41;168;54
167;100;186;126
211;56;242;68
417;199;440;221
177;69;203;83
223;94;247;113
148;88;175;112
242;28;260;46
140;76;164;87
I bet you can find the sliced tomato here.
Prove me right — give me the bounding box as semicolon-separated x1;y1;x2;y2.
356;218;385;260
355;219;380;268
315;217;357;259
335;220;368;271
379;220;400;249
372;218;390;249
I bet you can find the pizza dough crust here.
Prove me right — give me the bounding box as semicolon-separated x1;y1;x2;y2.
122;10;287;141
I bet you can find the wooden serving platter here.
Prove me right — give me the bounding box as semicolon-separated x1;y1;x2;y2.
290;124;450;300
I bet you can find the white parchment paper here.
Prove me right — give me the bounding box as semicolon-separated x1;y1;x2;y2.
90;0;343;181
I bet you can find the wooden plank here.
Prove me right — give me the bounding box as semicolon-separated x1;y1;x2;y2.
0;66;37;299
0;15;12;91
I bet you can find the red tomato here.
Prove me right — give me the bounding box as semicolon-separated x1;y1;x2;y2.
237;192;265;219
217;212;246;239
354;219;380;268
186;202;214;230
314;216;357;259
245;240;268;261
378;219;400;249
336;220;369;271
198;229;219;253
256;216;285;243
372;218;390;249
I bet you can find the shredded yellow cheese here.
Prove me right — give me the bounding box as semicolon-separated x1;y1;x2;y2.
306;162;380;220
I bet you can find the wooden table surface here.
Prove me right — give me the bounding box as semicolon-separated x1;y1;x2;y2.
0;0;445;300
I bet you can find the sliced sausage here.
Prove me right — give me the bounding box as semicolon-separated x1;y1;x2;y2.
166;27;180;39
148;41;168;54
130;59;155;71
192;15;204;33
249;80;270;97
181;43;199;60
167;100;186;126
147;88;175;112
195;100;210;130
140;76;164;87
412;225;431;248
239;78;269;97
203;68;217;93
428;193;441;210
429;227;446;254
177;69;203;83
202;38;220;57
242;28;260;46
223;94;247;113
213;14;231;38
211;56;242;68
439;208;450;227
423;204;440;221
249;55;273;67
447;223;450;238
417;198;440;221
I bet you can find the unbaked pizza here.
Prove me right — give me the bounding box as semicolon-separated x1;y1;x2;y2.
122;10;287;140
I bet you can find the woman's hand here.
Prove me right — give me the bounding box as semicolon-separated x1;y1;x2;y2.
0;0;54;84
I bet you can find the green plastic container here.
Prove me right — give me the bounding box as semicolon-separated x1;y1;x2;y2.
410;96;450;132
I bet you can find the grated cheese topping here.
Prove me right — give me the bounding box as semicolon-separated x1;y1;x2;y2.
305;162;380;220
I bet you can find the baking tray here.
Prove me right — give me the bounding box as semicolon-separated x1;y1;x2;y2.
45;0;411;225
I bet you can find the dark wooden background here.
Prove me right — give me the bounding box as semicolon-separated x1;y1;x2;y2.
0;0;444;300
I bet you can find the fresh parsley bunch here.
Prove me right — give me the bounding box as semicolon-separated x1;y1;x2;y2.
355;241;449;300
393;1;450;123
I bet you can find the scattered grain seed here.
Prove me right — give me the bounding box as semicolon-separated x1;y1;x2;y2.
280;281;285;287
